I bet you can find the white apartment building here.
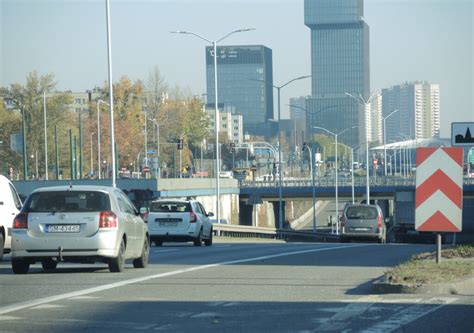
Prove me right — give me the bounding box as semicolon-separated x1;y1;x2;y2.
366;93;383;144
381;81;440;143
205;106;243;144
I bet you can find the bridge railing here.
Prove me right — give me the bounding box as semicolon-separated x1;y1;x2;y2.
240;176;417;188
213;224;341;242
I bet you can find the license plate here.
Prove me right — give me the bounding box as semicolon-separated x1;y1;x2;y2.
159;222;178;227
354;227;370;231
46;224;80;233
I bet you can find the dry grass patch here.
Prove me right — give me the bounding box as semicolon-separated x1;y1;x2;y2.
385;244;474;286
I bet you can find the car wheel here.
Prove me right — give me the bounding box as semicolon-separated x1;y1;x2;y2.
193;230;202;247
109;239;126;272
204;229;213;246
12;258;30;274
133;237;150;268
0;232;4;261
42;259;58;271
154;240;163;247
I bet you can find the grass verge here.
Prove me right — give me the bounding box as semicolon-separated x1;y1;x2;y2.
385;243;474;285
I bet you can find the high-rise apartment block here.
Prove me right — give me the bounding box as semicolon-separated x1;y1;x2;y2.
304;0;370;146
205;45;273;137
382;82;440;143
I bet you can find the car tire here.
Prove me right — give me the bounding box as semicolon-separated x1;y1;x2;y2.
109;239;126;273
0;232;4;261
12;258;30;274
340;236;350;243
154;240;163;247
42;259;58;271
204;229;213;246
133;237;150;269
193;230;202;247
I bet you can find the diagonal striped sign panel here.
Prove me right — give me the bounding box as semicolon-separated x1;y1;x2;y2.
415;147;463;232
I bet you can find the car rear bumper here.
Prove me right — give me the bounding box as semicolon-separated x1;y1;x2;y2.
11;229;121;259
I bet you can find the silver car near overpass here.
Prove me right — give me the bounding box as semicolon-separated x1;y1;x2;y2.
11;185;149;274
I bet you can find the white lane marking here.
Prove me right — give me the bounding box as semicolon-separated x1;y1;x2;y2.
31;304;65;310
191;312;218;318
316;295;379;331
0;244;369;316
151;249;178;253
0;316;21;321
69;296;100;300
361;297;458;333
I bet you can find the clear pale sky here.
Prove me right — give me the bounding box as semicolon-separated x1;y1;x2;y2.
1;0;472;137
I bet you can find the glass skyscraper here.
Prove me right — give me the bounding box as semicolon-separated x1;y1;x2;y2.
304;0;370;146
205;45;273;137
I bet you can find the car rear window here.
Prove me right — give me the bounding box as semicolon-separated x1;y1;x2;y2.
23;191;111;212
346;206;378;219
150;201;191;213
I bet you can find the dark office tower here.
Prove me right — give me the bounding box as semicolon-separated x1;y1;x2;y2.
206;45;273;137
304;0;370;146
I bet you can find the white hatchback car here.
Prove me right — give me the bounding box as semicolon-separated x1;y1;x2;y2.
11;185;150;274
147;199;214;246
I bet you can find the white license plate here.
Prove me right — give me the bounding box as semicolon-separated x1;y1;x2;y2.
354;227;370;231
159;222;178;227
46;224;80;233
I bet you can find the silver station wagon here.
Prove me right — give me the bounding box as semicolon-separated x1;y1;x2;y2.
11;185;150;274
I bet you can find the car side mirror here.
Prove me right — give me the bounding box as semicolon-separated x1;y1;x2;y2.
207;212;214;217
139;207;149;221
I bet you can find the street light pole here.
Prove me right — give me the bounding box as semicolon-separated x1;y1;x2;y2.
345;92;377;204
96;99;109;179
303;143;316;232
43;91;48;180
314;125;357;234
382;109;399;176
171;28;255;225
105;0;116;187
253;75;310;229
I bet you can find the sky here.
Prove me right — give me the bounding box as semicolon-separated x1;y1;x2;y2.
1;0;472;138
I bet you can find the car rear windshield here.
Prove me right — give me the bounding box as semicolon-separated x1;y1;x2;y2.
346;206;378;219
150;201;191;213
23;191;111;212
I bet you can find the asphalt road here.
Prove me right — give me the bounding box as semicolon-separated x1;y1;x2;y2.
0;240;472;333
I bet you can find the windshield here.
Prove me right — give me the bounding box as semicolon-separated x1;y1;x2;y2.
23;191;111;213
346;206;378;219
150;201;191;213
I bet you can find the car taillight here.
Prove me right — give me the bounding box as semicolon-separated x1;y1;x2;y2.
13;212;28;229
99;211;118;229
190;212;197;223
377;215;383;229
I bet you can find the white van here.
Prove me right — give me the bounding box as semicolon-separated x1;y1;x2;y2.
0;175;22;260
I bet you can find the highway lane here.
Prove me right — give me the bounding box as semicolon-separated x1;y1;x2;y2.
0;240;472;332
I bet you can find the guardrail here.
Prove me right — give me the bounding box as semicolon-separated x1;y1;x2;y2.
213;224;341;242
241;176;474;188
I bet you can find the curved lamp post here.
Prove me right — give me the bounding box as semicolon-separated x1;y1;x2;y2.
171;28;255;225
252;75;311;229
314;125;357;234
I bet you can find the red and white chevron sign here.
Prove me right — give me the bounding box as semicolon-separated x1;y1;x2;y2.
415;147;463;232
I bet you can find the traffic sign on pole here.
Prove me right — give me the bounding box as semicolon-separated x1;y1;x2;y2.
415;147;463;232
